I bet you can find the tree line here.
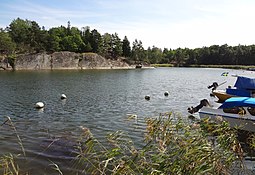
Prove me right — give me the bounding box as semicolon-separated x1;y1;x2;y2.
1;18;255;65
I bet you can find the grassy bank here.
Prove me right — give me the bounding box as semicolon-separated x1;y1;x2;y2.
152;63;255;70
187;64;255;70
151;64;174;67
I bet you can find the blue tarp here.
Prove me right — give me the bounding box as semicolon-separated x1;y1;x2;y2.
234;76;255;89
226;88;251;97
219;97;255;108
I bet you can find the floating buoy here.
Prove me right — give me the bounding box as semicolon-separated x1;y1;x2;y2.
164;91;169;96
145;95;150;100
35;102;44;109
61;94;67;99
127;114;138;120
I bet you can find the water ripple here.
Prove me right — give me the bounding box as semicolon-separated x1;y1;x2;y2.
1;68;252;174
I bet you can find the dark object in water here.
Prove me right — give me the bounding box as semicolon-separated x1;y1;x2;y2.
188;99;210;114
135;64;142;68
39;137;79;160
164;91;169;96
145;95;150;100
61;94;67;99
208;82;219;91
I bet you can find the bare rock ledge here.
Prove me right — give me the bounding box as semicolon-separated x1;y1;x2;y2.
1;52;133;70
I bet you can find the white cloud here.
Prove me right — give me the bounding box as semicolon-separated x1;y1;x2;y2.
1;0;255;49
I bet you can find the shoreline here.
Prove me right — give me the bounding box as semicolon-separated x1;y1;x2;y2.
152;64;255;70
2;64;253;71
0;66;156;71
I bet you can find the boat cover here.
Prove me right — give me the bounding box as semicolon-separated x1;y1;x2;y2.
234;76;255;89
226;88;251;97
219;97;255;108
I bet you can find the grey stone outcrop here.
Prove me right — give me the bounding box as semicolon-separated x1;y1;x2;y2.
9;52;131;70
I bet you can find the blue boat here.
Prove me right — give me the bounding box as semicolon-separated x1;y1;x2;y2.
212;76;255;102
199;97;255;132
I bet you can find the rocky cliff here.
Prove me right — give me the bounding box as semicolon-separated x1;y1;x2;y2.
0;52;132;70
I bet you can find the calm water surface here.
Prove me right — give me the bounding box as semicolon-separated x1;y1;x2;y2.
0;67;253;174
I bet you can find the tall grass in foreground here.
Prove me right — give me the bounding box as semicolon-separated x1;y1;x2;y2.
0;117;26;175
76;113;251;175
1;113;255;174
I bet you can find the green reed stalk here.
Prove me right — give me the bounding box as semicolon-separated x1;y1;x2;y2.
5;117;26;156
76;112;247;174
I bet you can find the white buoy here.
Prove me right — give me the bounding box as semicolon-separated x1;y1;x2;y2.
35;102;44;109
145;95;150;100
61;94;67;99
127;114;138;119
164;91;169;96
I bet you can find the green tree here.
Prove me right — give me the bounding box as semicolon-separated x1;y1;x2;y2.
101;33;112;58
111;33;122;58
197;47;210;64
0;30;16;54
48;26;67;51
131;39;145;62
38;27;49;52
81;26;91;42
235;44;245;65
185;48;198;65
28;21;46;52
46;34;60;52
162;48;174;63
61;34;84;52
147;46;163;64
8;18;31;52
122;36;131;57
84;42;93;52
90;29;102;53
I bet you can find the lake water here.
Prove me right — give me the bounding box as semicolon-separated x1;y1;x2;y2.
0;67;254;174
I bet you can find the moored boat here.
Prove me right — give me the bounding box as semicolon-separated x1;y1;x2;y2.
212;90;236;102
135;64;142;68
211;76;255;102
199;97;255;132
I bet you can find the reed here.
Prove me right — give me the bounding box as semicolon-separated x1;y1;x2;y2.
76;112;249;174
0;117;25;175
1;113;255;174
0;154;20;175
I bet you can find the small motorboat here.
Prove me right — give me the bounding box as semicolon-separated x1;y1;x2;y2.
199;97;255;132
212;89;237;102
135;64;142;68
210;76;255;102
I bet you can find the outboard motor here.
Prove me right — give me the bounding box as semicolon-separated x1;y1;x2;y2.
207;82;219;91
188;99;210;114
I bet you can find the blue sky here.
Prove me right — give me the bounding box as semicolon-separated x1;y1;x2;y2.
1;0;255;49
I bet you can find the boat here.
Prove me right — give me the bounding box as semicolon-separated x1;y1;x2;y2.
199;97;255;132
211;76;255;102
211;90;236;102
135;64;142;68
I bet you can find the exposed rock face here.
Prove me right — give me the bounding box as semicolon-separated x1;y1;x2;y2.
51;52;80;69
79;53;130;69
0;56;12;70
15;53;53;70
5;52;131;70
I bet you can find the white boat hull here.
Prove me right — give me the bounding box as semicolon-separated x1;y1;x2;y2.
199;107;255;132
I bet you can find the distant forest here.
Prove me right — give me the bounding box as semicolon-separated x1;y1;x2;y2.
1;18;255;66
